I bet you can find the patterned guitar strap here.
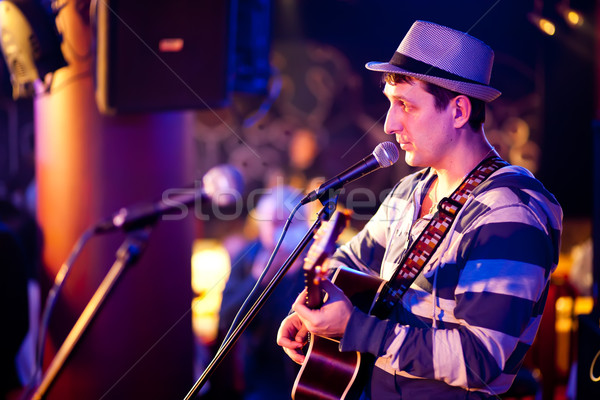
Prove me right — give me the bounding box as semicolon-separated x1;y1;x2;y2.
370;155;509;320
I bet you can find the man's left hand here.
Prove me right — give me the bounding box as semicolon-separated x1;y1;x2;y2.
292;279;353;338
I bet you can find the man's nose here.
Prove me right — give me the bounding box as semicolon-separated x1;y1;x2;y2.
384;112;403;136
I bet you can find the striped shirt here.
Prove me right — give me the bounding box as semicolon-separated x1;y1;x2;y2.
332;163;563;398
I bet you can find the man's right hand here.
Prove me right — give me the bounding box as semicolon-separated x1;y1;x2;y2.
276;312;308;364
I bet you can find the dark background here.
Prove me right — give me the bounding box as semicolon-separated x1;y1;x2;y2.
0;0;595;218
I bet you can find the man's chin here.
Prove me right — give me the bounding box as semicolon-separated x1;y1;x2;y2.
404;154;421;168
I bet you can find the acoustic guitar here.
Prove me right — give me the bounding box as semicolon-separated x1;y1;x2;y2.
292;210;386;400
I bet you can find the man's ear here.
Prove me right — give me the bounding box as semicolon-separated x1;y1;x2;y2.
452;95;471;129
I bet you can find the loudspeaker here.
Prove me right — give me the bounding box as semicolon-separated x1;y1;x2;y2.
95;0;233;114
577;313;600;399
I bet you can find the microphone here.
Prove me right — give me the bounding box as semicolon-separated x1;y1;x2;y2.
300;141;400;205
93;164;244;233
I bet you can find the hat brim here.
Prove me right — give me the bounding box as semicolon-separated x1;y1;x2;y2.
366;61;501;103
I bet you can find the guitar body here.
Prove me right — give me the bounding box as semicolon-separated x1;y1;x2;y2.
292;266;385;400
293;336;361;400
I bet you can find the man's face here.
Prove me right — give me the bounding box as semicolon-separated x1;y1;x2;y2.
383;79;456;168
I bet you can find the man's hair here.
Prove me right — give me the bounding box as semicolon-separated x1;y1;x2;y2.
383;73;485;131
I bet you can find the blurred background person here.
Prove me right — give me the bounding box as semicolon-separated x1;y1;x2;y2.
205;185;308;399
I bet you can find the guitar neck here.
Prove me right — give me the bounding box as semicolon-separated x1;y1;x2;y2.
302;211;351;310
305;266;325;309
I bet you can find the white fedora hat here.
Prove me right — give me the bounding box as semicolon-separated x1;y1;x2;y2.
366;20;501;102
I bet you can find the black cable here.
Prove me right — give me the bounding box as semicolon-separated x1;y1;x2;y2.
21;226;95;398
219;200;303;347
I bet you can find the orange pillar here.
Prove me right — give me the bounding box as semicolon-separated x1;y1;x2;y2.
34;4;195;399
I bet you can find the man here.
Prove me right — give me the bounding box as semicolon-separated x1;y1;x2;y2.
277;20;562;399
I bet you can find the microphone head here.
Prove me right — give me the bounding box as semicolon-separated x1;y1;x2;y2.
202;164;244;206
372;141;400;167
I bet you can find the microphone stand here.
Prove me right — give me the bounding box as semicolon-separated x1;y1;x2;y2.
184;196;339;400
31;226;153;400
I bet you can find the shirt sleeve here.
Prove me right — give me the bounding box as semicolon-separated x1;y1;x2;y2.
340;199;561;391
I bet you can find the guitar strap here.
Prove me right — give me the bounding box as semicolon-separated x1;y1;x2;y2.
370;155;508;320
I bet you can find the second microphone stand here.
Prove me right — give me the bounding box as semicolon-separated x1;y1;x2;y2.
31;226;153;400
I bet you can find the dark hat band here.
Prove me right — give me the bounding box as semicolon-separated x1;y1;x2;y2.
389;52;484;86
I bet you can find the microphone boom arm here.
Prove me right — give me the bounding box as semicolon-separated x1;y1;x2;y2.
184;196;339;399
304;155;380;205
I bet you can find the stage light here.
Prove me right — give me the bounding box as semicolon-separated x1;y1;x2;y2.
0;0;66;99
566;11;582;26
191;239;231;344
557;2;584;27
528;12;556;36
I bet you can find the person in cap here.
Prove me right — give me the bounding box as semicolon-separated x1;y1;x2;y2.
277;21;563;399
